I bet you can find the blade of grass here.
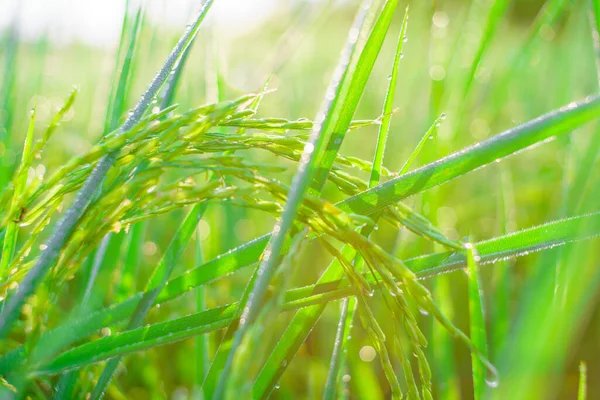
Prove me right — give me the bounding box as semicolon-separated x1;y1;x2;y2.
103;3;144;136
252;209;600;398
27;211;600;377
323;299;349;400
0;109;35;276
369;6;408;187
89;203;209;400
491;220;600;398
194;225;209;398
203;2;382;389
465;243;489;399
0;18;19;189
338;95;600;217
398;112;444;175
578;361;587;400
309;0;400;194
0;0;216;340
51;235;114;400
459;0;509;106
561;0;600;215
115;222;146;302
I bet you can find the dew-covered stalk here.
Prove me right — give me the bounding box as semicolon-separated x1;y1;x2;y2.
323;296;349;400
0;0;215;339
212;2;376;397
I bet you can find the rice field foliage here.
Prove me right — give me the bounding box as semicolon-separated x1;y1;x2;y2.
0;0;600;398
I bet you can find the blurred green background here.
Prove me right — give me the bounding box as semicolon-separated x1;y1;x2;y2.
1;0;599;398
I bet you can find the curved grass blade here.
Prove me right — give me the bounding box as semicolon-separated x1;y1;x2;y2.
28;212;600;377
369;6;408;187
0;0;216;339
338;95;600;217
458;0;509;105
398;112;443;175
103;3;144;136
561;0;600;215
310;0;401;193
491;219;600;397
0;109;35;276
0;19;19;189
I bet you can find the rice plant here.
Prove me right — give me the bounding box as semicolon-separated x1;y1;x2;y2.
0;0;600;398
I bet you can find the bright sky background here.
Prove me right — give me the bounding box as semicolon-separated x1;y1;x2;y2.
0;0;283;46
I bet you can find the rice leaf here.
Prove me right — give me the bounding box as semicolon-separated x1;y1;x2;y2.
309;0;401;193
578;361;587;400
0;109;35;276
25;212;600;377
398;112;444;175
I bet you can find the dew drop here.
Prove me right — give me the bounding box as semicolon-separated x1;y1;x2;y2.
419;308;429;316
485;364;500;388
387;74;392;80
486;377;499;389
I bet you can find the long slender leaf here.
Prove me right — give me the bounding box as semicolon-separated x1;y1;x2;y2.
578;361;587;400
323;299;349;400
310;0;401;193
466;243;489;399
89;202;209;399
0;109;35;276
26;212;600;377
